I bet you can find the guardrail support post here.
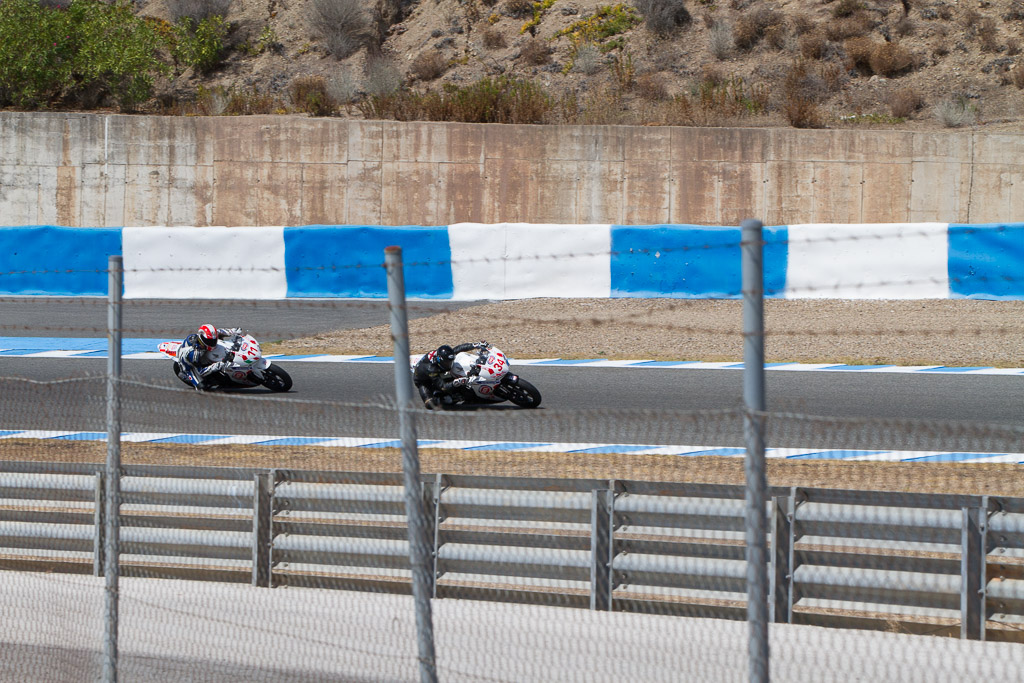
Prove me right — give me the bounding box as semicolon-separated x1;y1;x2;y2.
770;491;794;624
590;487;615;611
253;471;275;588
961;496;989;640
422;474;442;598
94;471;105;577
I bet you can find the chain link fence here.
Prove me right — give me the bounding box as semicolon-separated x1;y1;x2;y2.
1;228;1023;682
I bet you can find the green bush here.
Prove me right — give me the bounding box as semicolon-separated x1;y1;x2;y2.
172;16;229;73
0;0;166;110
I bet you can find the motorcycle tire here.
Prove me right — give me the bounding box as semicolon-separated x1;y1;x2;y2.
506;377;542;408
259;365;293;392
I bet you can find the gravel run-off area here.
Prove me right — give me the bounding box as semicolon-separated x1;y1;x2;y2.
275;299;1024;368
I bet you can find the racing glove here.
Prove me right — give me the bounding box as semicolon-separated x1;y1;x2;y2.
226;328;243;337
451;377;469;388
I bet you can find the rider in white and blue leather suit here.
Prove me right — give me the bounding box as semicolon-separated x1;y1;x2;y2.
176;324;243;390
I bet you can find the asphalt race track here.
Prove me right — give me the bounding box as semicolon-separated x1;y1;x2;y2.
0;300;1021;452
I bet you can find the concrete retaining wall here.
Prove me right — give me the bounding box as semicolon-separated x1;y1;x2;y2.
3;112;1024;227
1;223;1019;300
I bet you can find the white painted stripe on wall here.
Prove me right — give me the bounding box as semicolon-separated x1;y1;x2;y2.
122;227;288;299
449;223;611;299
785;223;949;299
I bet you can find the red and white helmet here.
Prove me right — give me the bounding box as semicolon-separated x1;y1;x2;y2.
197;324;218;349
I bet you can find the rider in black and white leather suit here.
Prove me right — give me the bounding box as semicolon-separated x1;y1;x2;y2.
412;341;490;409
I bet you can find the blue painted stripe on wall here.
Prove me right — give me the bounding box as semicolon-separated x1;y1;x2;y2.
283;225;454;298
609;225;788;298
948;223;1024;299
0;226;122;295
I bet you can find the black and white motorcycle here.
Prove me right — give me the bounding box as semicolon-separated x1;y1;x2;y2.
438;345;542;409
158;334;292;392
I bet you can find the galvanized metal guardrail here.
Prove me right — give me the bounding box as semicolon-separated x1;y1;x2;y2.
2;461;1023;642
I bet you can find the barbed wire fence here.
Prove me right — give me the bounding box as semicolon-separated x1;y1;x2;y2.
0;224;1023;681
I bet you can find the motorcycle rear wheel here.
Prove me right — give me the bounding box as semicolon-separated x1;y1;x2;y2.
506;378;541;408
260;365;293;392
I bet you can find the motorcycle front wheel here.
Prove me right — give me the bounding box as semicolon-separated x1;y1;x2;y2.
505;377;541;408
259;365;293;392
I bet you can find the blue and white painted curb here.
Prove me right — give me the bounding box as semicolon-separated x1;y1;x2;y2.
1;338;1022;375
1;223;1022;300
2;429;1021;464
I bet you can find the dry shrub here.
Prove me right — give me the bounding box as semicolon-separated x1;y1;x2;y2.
820;62;846;92
309;0;371;59
933;43;950;57
869;42;914;77
573;44;603;74
782;93;824;127
410;50;447;81
1008;38;1021;56
1010;63;1024;89
887;87;923;117
636;72;669;101
224;87;283;115
934;96;976;128
783;59;828;102
978;16;999;52
482;28;507;49
733;6;784;50
894;16;916;37
832;0;862;19
765;24;787;50
503;0;533;17
961;9;981;28
613;50;636;90
363;56;404;96
844;37;875;74
634;0;692;35
937;4;953;20
779;60;826;128
289;75;338;116
799;31;828;59
791;13;815;35
826;13;873;40
1006;0;1024;21
709;20;733;59
701;63;727;86
520;37;551;65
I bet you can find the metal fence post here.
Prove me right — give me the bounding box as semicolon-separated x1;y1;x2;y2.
741;218;769;683
253;471;275;588
590;487;615;611
385;246;438;683
103;254;123;683
961;496;989;640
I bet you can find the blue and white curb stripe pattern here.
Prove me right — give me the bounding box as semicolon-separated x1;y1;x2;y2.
1;223;1021;300
2;430;1021;464
1;338;1022;375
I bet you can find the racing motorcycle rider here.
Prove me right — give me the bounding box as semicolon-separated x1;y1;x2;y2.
413;341;490;409
176;324;244;390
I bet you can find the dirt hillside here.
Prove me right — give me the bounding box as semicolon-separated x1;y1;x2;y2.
135;0;1024;130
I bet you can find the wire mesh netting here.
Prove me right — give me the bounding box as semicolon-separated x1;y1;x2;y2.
1;227;1024;682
